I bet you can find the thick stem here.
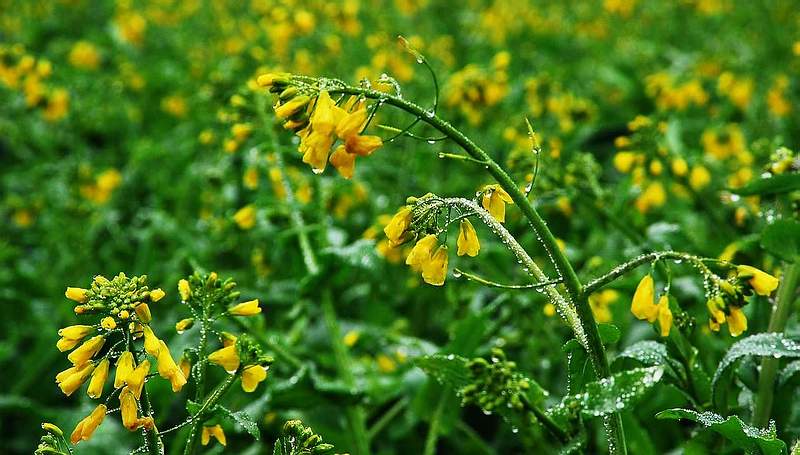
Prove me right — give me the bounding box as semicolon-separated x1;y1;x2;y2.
183;374;237;455
753;262;800;428
326;84;626;453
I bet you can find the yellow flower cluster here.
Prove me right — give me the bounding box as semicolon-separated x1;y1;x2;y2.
0;44;69;121
444;52;510;125
645;72;709;111
258;75;383;178
382;196;482;286
56;274;185;444
79;168;123;204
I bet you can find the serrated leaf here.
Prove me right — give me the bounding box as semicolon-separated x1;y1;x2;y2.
761;220;800;261
413;354;471;390
778;360;800;387
656;408;787;455
732;173;800;196
218;407;261;440
614;340;685;379
712;333;800;398
550;366;664;420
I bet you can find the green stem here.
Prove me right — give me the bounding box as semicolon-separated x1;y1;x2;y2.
367;397;409;441
753;262;800;428
521;394;569;444
141;388;164;455
267;128;370;454
324;84;626;453
321;291;371;455
231;318;304;370
183;374;237;455
423;394;447;455
584;251;710;295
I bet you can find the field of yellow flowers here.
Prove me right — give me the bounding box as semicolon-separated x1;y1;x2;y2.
4;1;800;454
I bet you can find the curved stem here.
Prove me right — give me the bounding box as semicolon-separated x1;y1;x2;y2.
584;251;710;295
320;83;626;453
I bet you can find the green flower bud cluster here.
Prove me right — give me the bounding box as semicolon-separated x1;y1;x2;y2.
274;419;337;455
182;271;240;316
236;334;274;368
461;348;531;414
73;273;160;319
35;423;68;455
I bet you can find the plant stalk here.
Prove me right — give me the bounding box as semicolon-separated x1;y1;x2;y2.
328;85;627;453
753;261;800;428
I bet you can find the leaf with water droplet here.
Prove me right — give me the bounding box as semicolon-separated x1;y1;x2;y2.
656;408;786;455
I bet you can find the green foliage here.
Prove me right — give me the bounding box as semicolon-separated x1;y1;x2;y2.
656;409;786;455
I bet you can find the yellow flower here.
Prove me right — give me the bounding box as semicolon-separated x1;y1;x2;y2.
329;145;356;179
657;295;673;337
229;299;261;316
175;318;194;334
68;336;106;366
208;345;240;373
728;306;747;337
233;205;257;229
737;265;779;296
406;234;438;271
100;317;116;330
178;279;191;301
689;165;711;191
231;123;253;141
589;289;618;323
383;206;412;245
115;351;135;388
543;303;556;317
65;287;89;303
257;73;290;88
630;275;658;322
142;325;161;357
706;296;726;332
311;91;343;135
70;404;106;444
149;288;165;303
613;151;637;173
87;358;109;399
126;360;151;399
69;41;100;70
157;340;186;392
135;303;152;323
57;362;95;396
274;95;310;119
456;219;480;257
120;386;139;430
481;184;514;222
241;365;268;392
376;354;397;373
180;356;191;379
634;181;666;213
343;330;360;347
422;245;449;286
57;325;93;352
202;424;227;446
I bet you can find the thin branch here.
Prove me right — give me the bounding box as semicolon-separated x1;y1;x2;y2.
454;268;563;290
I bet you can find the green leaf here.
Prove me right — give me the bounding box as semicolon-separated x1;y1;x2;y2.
614;340;685;379
598;323;621;345
186;399;202;416
656;408;787;455
562;339;595;394
731;173;800;196
550;366;664;419
218;407;261;440
778;360;800;387
414;354;472;390
712;333;800;398
761;220;800;261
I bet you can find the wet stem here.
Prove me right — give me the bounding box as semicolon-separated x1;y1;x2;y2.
268;129;371;455
328;85;627;453
753;261;800;428
183;373;238;455
183;304;210;454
